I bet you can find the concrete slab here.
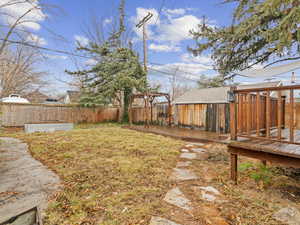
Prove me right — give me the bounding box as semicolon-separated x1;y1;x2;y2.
176;161;192;167
170;168;198;181
149;217;182;225
24;123;73;133
0;137;60;223
164;187;193;211
180;153;197;160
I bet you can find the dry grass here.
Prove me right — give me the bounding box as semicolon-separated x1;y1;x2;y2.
189;143;300;225
2;124;299;224
5;123;183;225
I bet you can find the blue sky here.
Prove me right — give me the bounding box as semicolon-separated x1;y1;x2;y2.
2;0;299;95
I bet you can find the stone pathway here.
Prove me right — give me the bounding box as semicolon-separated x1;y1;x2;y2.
0;137;60;223
149;141;228;225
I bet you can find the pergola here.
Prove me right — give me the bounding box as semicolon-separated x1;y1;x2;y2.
129;92;172;127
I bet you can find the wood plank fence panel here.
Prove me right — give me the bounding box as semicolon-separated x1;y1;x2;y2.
0;103;118;127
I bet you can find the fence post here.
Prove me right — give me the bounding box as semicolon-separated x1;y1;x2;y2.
167;95;172;126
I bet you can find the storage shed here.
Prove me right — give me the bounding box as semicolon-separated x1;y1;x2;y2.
173;81;282;133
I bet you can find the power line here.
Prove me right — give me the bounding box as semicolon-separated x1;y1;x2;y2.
155;0;166;25
148;61;210;78
0;38;91;59
148;67;199;82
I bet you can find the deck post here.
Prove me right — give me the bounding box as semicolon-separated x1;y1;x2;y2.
261;160;267;166
277;90;282;140
256;92;260;136
246;93;251;135
290;89;294;142
266;91;271;138
230;153;238;184
230;87;237;140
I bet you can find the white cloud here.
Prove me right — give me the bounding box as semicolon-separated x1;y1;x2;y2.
149;43;180;52
74;35;89;46
157;15;202;43
149;62;211;80
0;0;46;30
26;34;47;46
103;18;112;25
181;53;213;66
44;54;67;60
85;58;97;66
163;8;186;16
132;8;212;44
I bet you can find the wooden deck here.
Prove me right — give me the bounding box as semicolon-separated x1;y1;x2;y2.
228;85;300;184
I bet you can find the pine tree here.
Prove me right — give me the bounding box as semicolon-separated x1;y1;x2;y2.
190;0;300;77
66;0;146;122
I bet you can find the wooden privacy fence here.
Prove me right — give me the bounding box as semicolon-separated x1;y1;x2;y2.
0;103;119;127
175;103;230;133
131;103;170;125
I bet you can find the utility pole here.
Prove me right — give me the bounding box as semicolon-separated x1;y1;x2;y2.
291;71;296;84
136;12;153;74
136;12;153;128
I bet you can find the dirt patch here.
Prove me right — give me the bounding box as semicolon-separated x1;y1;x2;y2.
279;185;300;203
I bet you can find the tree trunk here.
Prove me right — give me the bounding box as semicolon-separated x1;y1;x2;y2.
122;88;131;122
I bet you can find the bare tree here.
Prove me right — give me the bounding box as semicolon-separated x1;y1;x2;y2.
0;45;47;97
0;0;63;56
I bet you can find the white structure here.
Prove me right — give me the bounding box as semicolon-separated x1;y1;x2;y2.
1;94;30;103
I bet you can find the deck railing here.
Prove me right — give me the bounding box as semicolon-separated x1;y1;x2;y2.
230;85;300;145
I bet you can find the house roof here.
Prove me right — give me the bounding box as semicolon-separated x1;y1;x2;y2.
174;81;282;104
237;61;300;78
66;90;81;103
24;90;49;104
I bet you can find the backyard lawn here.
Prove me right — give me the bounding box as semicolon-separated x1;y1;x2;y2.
3;124;300;225
6;124;183;225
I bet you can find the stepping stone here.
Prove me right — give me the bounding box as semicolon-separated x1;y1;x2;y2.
149;217;182;225
164;187;193;211
180;153;197;160
186;142;205;147
181;149;189;153
191;148;206;154
199;186;220;195
171;168;198;181
201;192;216;202
176;161;192;167
273;207;300;225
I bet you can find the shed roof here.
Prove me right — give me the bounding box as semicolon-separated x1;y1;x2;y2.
174;81;282;104
174;86;231;104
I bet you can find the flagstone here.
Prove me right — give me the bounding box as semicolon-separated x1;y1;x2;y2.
164;187;193;211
